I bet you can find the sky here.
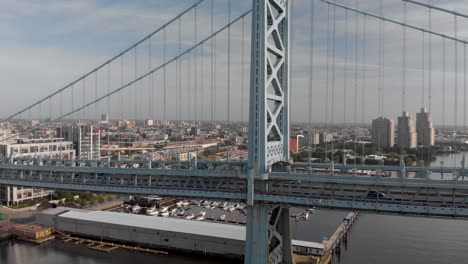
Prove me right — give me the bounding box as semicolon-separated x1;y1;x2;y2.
0;0;467;127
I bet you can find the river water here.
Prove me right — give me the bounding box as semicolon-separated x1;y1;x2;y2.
2;209;468;264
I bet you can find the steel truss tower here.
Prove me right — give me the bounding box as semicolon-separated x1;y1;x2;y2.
246;0;292;263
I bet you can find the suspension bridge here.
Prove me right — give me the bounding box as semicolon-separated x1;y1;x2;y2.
1;0;468;263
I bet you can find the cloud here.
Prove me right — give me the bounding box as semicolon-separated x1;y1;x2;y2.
0;0;467;127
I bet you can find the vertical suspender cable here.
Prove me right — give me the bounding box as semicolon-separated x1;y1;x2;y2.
332;1;336;124
308;0;315;171
227;0;231;122
344;10;348;125
201;43;204;121
422;32;425;108
325;4;330;160
378;0;382;117
121;56;124;120
455;16;458;129
107;64;110;118
464;45;466;132
83;78;86;119
71;85;74;120
331;1;336;167
95;72;98;117
214;35;217;122
378;0;383;154
134;47;138;120
362;15;367;125
163;27;167;129
401;2;407;158
381;19;385;117
429;9;432;113
421;31;425;163
403;2;407;113
179;18;182;123
107;63;111;158
443;38;446;130
211;0;214;122
291;0;295;124
195;7;198;122
354;0;359;171
149;37;153;120
188;52;192;121
241;17;245;123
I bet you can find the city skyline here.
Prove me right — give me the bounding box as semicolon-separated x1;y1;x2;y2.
0;0;467;126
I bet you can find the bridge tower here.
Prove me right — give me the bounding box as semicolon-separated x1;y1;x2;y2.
246;0;292;263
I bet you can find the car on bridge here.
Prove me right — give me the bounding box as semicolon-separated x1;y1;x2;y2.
366;191;386;199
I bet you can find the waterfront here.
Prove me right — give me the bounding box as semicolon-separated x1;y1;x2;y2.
2;209;468;264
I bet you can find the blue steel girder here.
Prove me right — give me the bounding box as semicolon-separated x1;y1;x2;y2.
1;164;468;216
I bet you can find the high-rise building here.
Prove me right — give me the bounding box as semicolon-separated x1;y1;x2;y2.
319;132;333;144
0;138;75;206
398;112;417;149
62;125;101;159
371;117;395;148
100;114;109;123
416;108;435;146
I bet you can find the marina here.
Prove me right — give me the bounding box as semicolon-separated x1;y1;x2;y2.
36;207;335;261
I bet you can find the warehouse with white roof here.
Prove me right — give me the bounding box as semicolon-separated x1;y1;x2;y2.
37;208;324;259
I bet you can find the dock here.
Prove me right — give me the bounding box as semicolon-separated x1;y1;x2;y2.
319;211;359;264
55;230;168;255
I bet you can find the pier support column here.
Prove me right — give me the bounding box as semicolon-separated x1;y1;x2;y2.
245;204;295;264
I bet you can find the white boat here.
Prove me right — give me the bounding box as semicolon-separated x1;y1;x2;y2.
185;214;195;220
195;216;205;221
201;200;211;206
182;201;190;207
176;201;183;207
204;204;211;209
159;206;169;213
198;211;207;217
160;211;169;217
132;204;141;214
123;204;131;211
178;210;185;216
211;201;220;207
220;202;228;208
219;214;226;221
170;208;178;214
307;208;316;213
228;206;236;213
146;206;159;216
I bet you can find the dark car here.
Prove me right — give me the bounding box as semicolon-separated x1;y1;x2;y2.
366;191;386;198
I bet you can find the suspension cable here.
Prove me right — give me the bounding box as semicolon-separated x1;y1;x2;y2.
0;0;206;123
1;9;252;142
